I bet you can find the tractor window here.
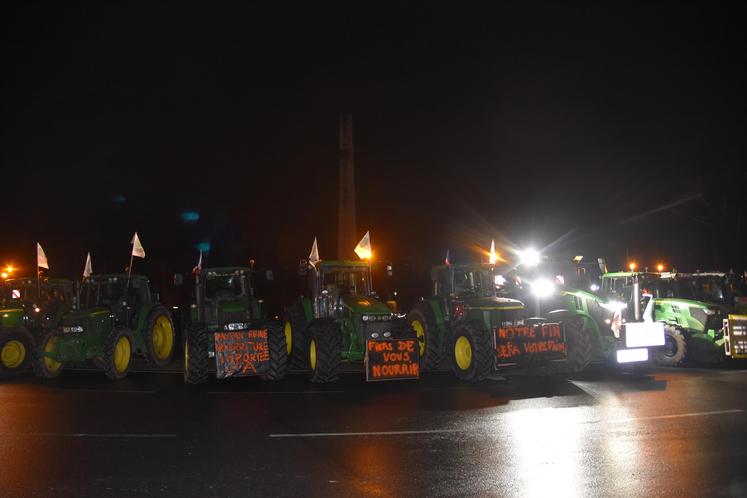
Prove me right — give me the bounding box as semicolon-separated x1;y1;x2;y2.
434;271;450;297
96;280;128;307
321;268;370;296
698;278;725;303
205;274;246;300
452;270;494;297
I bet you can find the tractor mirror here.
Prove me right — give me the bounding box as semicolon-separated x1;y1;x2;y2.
173;273;184;286
386;264;393;277
265;270;274;281
298;259;309;276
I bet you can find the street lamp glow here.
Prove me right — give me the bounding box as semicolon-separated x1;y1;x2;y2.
531;278;555;298
629;262;637;271
518;248;540;267
656;263;664;272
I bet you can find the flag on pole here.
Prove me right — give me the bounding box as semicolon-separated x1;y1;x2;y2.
488;239;498;265
309;237;320;266
192;250;203;274
131;232;146;258
83;252;93;278
37;243;49;269
445;249;451;266
354;231;372;260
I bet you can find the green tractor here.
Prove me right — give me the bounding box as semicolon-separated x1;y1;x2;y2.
406;263;571;381
544;266;668;372
32;274;176;380
180;267;287;384
1;277;75;378
284;260;419;383
617;270;747;365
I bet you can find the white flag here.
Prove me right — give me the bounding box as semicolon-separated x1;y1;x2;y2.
83;252;93;278
354;231;372;260
309;237;320;266
131;232;146;258
192;250;203;273
489;239;498;265
37;242;49;269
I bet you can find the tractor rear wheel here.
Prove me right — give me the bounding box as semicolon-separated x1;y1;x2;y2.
307;321;341;383
32;328;64;379
407;303;440;371
0;328;34;378
103;327;134;380
143;306;176;367
284;304;308;369
654;325;687;367
564;318;593;374
449;321;493;382
184;325;209;384
261;321;288;381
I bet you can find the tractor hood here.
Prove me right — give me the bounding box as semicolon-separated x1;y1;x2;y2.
218;300;247;314
459;296;525;311
341;295;392;316
63;307;110;323
0;307;24;328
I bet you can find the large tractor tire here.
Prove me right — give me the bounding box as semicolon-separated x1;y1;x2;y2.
261;320;288;381
307;320;342;383
103;327;134;380
184;325;209;384
0;327;35;379
143;306;176;367
407;303;440;371
283;304;309;369
563;318;593;374
449;321;493;382
32;328;64;379
654;325;687;367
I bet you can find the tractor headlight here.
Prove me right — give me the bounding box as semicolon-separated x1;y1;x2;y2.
531;279;555;298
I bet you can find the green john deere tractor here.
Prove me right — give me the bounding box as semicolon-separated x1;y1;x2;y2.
544;267;668;372
284;260;418;383
606;271;746;366
1;278;75;378
32;274;176;380
407;263;572;381
181;267;287;384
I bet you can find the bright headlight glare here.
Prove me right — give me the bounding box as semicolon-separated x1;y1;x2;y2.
531;279;555;298
518;249;541;267
601;300;627;313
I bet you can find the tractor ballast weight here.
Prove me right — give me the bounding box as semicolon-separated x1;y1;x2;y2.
407;263;571;381
181;267;287;384
32;274;176;380
0;277;75;379
284;260;419;383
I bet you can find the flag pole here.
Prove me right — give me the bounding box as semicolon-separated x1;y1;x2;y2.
126;252;134;291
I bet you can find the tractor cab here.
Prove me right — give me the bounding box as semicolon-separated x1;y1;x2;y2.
306;261;390;321
2;277;75;331
191;267;259;329
79;274;153;327
661;272;747;312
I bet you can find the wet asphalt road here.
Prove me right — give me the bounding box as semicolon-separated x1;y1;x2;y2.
1;362;747;498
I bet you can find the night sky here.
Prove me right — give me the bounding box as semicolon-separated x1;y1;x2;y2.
2;2;746;302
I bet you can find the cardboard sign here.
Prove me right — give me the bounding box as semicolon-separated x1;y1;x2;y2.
214;329;270;378
365;339;420;382
724;315;747;359
494;323;566;364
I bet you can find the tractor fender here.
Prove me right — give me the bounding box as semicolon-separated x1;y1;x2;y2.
300;297;314;323
132;303;159;353
546;308;602;344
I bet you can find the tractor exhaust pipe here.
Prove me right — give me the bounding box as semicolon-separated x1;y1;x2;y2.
633;277;641;321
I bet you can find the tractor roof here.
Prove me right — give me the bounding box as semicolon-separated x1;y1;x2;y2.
431;262;503;272
602;271;661;279
3;277;73;287
318;260;370;269
203;266;251;274
86;274;149;283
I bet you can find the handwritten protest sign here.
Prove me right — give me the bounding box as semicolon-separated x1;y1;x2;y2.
214;329;270;378
494;323;566;364
365;339;420;381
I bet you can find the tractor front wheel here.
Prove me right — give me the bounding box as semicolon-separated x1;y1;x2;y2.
284;304;308;369
307;321;341;383
32;328;64;379
143;306;176;367
261;321;288;381
103;327;134;380
184;325;209;384
449;321;493;382
654;325;687;367
407;303;440;371
564;318;593;374
0;328;34;379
